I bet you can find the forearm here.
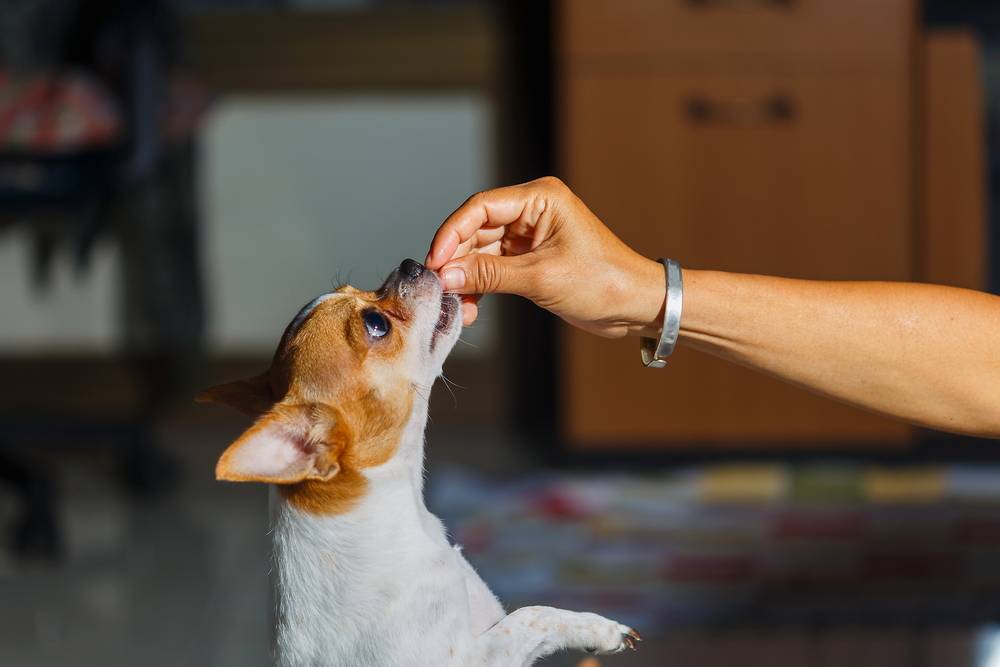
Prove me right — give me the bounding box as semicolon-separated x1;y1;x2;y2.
662;269;1000;437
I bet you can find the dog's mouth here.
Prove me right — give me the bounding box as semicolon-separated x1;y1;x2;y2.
431;293;459;351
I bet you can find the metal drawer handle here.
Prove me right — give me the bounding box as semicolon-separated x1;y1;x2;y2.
684;94;797;124
684;0;795;8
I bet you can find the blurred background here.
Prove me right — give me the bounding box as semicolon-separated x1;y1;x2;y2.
0;0;997;665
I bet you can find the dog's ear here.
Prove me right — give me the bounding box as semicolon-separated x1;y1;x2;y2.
196;373;273;418
215;402;349;484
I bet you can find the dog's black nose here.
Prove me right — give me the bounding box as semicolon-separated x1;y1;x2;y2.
399;258;424;279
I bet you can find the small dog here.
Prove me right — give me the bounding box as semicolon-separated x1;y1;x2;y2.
199;259;640;667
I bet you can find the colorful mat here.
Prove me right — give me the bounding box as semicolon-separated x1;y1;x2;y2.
429;464;1000;635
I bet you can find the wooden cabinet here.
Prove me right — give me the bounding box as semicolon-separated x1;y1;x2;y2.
922;31;988;291
562;73;913;280
556;0;972;449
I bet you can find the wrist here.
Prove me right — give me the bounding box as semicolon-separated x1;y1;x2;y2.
625;256;668;338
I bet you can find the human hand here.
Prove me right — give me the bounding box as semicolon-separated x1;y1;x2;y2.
425;177;665;338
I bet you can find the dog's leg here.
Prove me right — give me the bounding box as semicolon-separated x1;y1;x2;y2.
472;606;639;667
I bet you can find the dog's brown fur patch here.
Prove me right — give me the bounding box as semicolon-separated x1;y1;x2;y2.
204;285;420;515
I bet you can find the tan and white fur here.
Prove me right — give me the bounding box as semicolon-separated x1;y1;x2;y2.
198;259;640;667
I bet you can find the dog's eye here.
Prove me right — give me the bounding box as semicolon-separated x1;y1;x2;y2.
362;310;390;339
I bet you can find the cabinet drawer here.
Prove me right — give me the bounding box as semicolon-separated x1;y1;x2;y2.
562;72;912;279
559;71;913;446
559;0;914;72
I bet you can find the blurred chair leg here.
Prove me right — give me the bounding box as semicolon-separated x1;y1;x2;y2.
0;445;60;560
114;142;203;499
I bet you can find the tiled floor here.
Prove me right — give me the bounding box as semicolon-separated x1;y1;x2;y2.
0;410;991;666
0;413;272;667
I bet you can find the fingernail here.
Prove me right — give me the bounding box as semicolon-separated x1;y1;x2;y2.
441;267;466;290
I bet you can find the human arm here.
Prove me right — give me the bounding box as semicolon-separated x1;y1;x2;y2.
426;177;1000;438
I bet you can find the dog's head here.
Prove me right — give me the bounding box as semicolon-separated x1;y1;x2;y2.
198;259;461;510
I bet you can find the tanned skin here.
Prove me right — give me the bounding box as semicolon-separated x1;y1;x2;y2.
426;177;1000;439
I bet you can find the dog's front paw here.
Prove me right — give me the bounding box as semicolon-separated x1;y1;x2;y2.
579;614;642;655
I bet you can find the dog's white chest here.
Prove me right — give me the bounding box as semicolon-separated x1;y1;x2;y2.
271;483;482;667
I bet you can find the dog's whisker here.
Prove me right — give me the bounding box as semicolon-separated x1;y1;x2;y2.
439;376;459;408
411;382;433;404
441;373;467;391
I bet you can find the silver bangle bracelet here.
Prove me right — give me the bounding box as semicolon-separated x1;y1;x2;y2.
640;258;683;368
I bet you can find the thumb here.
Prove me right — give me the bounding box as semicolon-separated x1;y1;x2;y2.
439;252;535;297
